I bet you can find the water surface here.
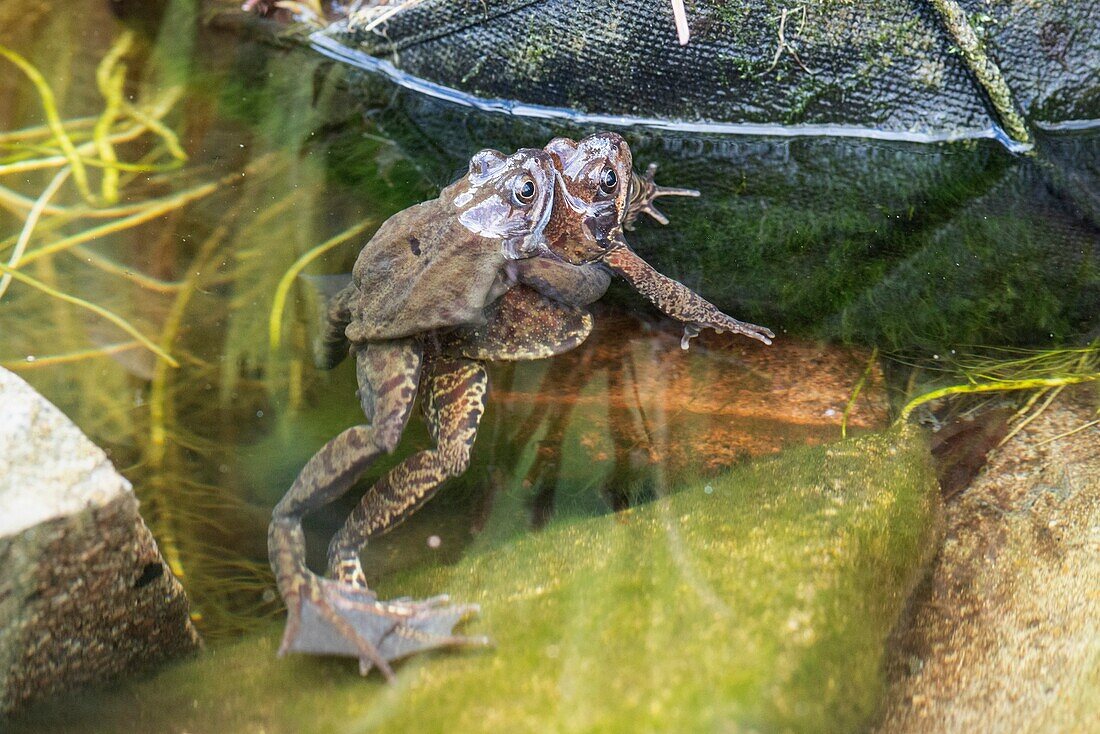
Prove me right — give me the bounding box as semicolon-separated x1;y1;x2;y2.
0;0;1094;667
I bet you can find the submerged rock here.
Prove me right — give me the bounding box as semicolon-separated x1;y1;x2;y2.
0;368;201;716
879;386;1100;732
11;426;939;732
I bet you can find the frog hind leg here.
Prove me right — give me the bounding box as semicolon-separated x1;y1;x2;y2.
269;339;429;681
446;285;594;361
624;162;700;229
322;356;493;668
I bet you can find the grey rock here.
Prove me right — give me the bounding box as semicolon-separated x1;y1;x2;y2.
0;367;201;716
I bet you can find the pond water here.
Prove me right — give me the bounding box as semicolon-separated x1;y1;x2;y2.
1;1;1097;730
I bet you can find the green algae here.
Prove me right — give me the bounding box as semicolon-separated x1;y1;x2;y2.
11;427;940;733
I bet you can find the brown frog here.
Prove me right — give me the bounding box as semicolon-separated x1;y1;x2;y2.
269;146;561;680
268;134;773;681
448;132;773;362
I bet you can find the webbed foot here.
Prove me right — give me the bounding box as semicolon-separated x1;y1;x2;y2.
681;315;775;349
279;575;488;681
625;162;701;229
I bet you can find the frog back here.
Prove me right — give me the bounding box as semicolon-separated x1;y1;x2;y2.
345;199;509;343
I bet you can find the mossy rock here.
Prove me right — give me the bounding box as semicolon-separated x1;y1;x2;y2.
11;427;940;733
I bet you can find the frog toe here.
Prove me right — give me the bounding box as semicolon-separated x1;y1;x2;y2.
280;579;396;680
386;592;452;607
370;597;488;662
624;162;701;229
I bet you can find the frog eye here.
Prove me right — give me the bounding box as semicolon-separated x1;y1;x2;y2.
599;167;618;195
513;176;537;205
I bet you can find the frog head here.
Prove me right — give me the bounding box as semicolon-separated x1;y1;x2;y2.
542;132;633;264
448;147;556;260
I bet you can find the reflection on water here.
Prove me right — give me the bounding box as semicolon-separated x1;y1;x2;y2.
0;0;1095;649
347;310;887;574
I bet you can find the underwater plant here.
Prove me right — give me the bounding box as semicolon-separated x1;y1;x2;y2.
0;27;285;639
894;344;1099;442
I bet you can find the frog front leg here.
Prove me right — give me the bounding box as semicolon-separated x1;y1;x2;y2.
323;356;492;667
315;281;356;370
509;256;611;306
624;162;700;229
444;258;611;362
602;245;774;347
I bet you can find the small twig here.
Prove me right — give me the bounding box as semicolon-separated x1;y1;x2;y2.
763;5;815;75
1034;418;1100;448
1008;386;1050;424
929;0;1031;146
671;0;690;45
355;0;419;33
273;0;326;25
998;385;1062;448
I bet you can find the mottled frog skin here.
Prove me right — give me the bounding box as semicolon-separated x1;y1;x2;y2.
268;134;772;681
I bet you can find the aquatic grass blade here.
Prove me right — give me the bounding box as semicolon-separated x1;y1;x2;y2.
268;219;374;349
0;44;95;203
0;262;179;367
0;166;70;301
